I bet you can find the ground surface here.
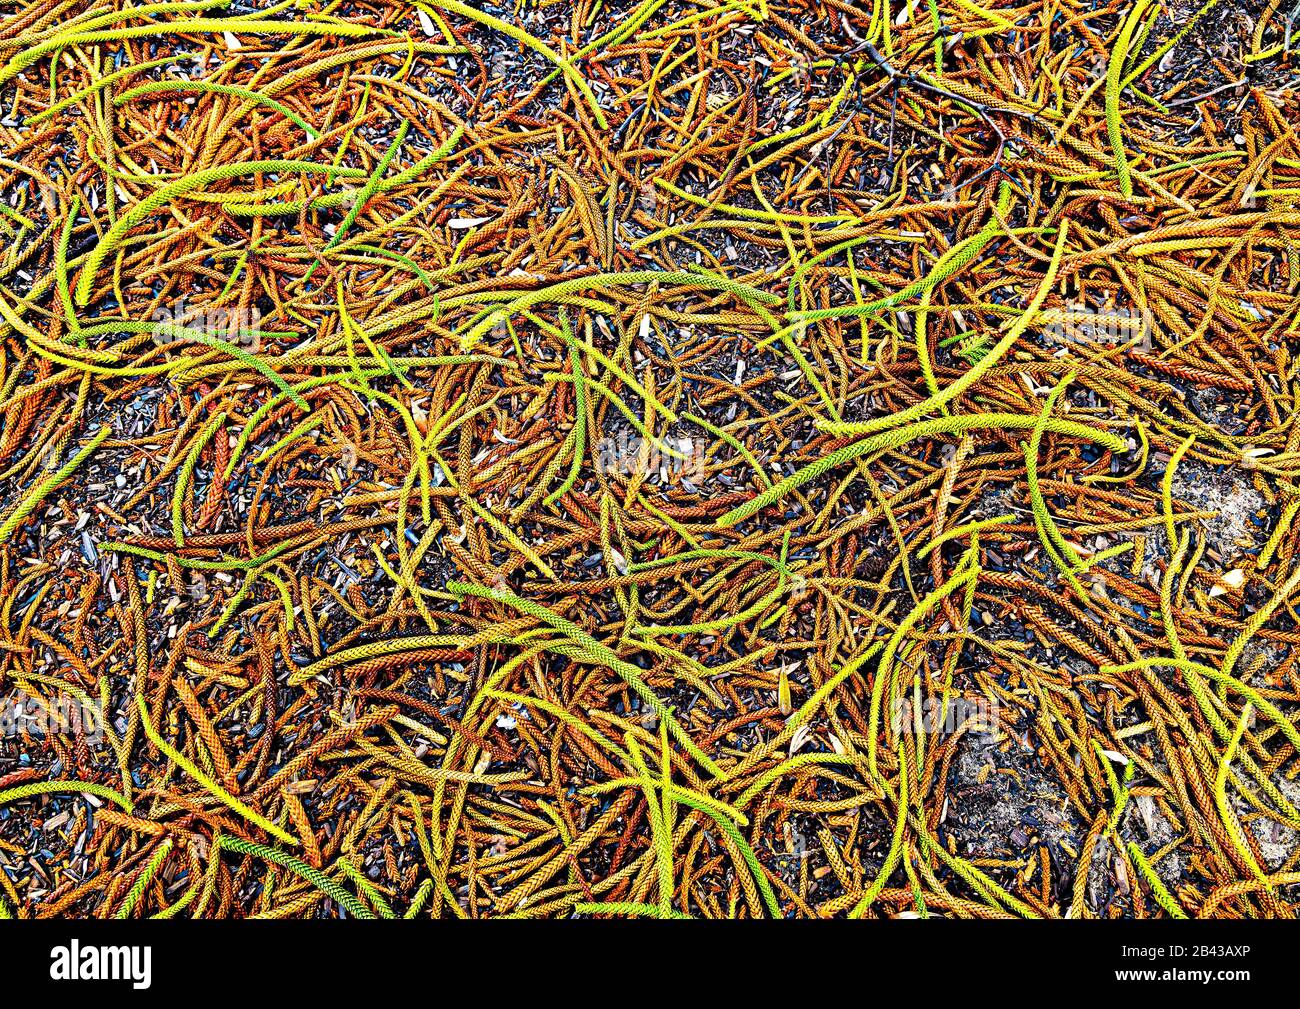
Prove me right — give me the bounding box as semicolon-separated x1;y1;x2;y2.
0;0;1298;919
